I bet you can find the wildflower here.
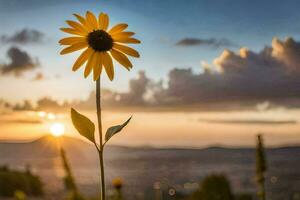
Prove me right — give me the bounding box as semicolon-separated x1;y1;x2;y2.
61;11;138;200
112;178;123;190
59;11;140;81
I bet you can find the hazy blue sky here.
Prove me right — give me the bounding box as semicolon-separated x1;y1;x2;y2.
1;0;300;103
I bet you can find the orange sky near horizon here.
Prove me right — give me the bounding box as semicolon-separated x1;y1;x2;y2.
0;109;299;148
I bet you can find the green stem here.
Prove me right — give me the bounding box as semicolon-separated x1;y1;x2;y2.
96;78;106;200
260;177;266;200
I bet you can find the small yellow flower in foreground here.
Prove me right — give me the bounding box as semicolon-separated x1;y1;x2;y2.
112;177;123;189
59;11;140;81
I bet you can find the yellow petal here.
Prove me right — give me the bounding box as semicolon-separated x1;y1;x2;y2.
112;34;136;42
112;32;136;42
60;28;86;36
98;13;109;31
86;11;98;30
113;43;140;58
66;20;88;33
59;37;86;45
73;13;86;25
73;13;93;31
114;38;141;44
103;52;114;81
73;48;93;71
108;23;128;35
93;52;103;81
84;51;96;78
111;31;135;37
110;49;132;70
60;42;88;55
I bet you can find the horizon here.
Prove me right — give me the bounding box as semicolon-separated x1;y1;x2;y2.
1;132;300;149
1;134;300;149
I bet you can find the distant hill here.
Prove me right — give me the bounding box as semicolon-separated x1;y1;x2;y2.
0;135;89;159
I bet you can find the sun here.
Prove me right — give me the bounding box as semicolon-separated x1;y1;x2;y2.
50;123;65;137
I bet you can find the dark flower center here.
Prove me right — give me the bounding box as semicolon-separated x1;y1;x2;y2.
87;30;113;52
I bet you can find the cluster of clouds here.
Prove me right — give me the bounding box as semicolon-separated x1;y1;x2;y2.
2;36;300;111
198;37;300;103
0;28;44;78
122;37;300;109
103;36;300;109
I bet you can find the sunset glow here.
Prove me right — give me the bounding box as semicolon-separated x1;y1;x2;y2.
50;123;65;137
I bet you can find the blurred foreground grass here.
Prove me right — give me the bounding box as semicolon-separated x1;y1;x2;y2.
0;165;43;197
0;165;253;200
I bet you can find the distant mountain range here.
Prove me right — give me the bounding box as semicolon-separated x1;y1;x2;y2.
0;135;300;200
1;135;300;159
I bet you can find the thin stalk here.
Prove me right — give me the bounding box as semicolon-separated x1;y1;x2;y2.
259;176;266;200
60;147;78;192
96;78;106;200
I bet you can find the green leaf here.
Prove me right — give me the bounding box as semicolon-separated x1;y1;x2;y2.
71;108;95;143
105;116;132;143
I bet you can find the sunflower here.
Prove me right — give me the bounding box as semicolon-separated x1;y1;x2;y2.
59;11;140;81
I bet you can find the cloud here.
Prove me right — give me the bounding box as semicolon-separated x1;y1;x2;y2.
0;99;12;114
36;97;63;111
74;71;151;109
32;72;45;81
0;47;39;77
1;29;44;44
271;37;300;71
199;119;297;125
0;119;42;124
13;100;34;111
118;71;150;105
176;38;237;48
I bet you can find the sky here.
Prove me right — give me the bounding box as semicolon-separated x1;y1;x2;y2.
1;0;300;102
0;0;300;147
